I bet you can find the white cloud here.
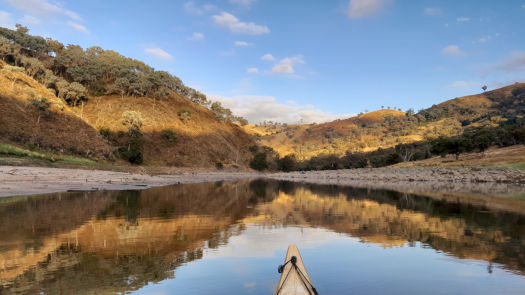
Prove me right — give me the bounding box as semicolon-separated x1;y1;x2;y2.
6;0;81;20
188;32;205;41
204;227;345;259
229;0;256;8
450;80;480;89
424;7;441;16
144;47;173;61
347;0;390;19
272;55;305;74
212;12;270;35
479;36;492;43
246;67;259;73
234;41;252;47
68;21;88;33
442;45;465;56
0;11;13;28
183;1;216;15
494;51;525;72
456;17;470;22
20;14;40;25
261;53;275;61
211;95;352;124
6;0;86;32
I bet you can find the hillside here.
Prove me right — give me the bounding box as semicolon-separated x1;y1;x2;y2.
0;61;255;167
0;26;256;168
247;83;525;160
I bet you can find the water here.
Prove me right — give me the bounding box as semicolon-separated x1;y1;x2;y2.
1;180;525;294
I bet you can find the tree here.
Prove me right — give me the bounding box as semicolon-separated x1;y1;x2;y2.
250;152;268;171
112;77;130;98
118;111;144;164
15;24;29;34
431;137;471;160
482;85;487;92
278;155;297;172
63;82;87;106
121;111;143;131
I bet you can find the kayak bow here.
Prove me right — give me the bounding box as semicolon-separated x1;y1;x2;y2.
275;244;318;295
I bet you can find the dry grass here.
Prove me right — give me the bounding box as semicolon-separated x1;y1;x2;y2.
0;61;112;159
0;61;256;168
391;145;525;169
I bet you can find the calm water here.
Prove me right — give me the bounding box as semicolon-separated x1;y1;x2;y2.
1;180;525;294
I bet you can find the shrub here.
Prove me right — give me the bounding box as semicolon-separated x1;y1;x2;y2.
249;145;258;153
117;140;143;164
250;152;268;171
121;111;143;130
99;127;113;142
88;80;107;96
29;96;51;124
278;155;297;172
177;109;192;122
30;96;51;112
215;162;224;169
161;129;177;144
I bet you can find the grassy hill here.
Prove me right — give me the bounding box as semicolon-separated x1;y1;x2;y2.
247;83;525;161
0;61;255;167
0;25;256;168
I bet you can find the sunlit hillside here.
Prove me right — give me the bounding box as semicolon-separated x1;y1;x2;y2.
246;84;525;160
0;25;257;168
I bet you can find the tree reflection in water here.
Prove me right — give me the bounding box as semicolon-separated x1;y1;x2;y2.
0;180;524;294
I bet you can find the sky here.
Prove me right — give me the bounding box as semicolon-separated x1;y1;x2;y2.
0;0;524;123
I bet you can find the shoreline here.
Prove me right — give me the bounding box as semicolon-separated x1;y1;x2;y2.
0;166;257;197
1;165;525;198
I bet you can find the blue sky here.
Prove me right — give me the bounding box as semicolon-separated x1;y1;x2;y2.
1;0;524;123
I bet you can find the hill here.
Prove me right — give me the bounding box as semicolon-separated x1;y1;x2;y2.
247;83;525;161
0;26;255;168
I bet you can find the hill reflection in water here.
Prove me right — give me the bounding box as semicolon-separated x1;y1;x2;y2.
1;180;525;294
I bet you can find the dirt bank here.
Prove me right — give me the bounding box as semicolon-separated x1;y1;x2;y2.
0;166;256;197
1;165;524;198
266;167;525;195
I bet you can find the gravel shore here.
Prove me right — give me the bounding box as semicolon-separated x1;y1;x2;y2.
0;166;256;197
1;165;524;198
266;167;525;195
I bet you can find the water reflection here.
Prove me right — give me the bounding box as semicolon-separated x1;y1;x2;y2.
0;180;525;294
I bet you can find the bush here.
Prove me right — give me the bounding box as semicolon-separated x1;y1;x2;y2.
249;145;258;153
250;152;268;171
177;109;192;122
278;155;297;172
117;141;143;164
99;127;113;142
29;96;51;113
88;80;107;96
160;129;177;144
215;162;224;169
121;111;143;130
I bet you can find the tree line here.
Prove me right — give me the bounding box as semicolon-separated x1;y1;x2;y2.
0;25;246;124
249;117;525;171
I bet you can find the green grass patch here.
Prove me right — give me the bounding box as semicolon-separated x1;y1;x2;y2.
486;162;525;171
0;142;98;165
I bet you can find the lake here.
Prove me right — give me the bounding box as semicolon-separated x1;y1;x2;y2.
1;180;525;294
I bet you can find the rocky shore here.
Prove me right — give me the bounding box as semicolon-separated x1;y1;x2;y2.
1;165;524;198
